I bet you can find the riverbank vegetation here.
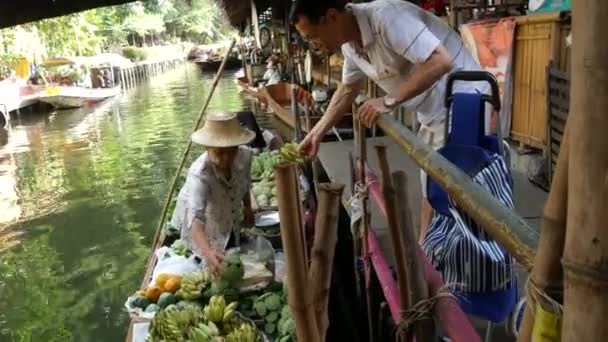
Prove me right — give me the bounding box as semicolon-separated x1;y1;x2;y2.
0;0;235;78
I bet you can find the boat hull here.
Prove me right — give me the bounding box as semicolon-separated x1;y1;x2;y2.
39;86;120;109
194;57;242;71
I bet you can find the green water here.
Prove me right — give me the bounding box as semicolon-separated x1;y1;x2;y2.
0;64;263;341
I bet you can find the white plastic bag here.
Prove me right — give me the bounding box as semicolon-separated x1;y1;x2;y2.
150;246;200;286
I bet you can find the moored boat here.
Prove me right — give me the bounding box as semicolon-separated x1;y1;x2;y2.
236;76;259;97
38;86;120;109
259;82;353;133
194;56;242;71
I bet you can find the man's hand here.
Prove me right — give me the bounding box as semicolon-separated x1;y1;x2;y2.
358;97;389;128
298;132;322;158
202;247;225;277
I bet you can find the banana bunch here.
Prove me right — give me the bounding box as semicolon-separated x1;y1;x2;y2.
279;143;306;164
189;321;220;342
204;295;238;324
176;270;211;300
148;306;204;341
148;308;182;341
225;323;260;342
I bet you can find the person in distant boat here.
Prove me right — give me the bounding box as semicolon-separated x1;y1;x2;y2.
170;113;255;276
103;70;113;88
92;69;105;89
262;56;281;85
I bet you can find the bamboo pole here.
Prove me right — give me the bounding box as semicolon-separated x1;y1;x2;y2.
309;183;344;341
274;163;320;342
374;146;410;342
355;103;374;342
376;114;536;269
562;1;608;340
517;126;569;341
393;171;435;341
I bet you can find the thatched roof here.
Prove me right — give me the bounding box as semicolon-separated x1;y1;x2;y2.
0;0;136;29
213;0;275;28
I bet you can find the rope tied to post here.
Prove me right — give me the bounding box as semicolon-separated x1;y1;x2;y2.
346;180;378;208
525;277;563;316
394;284;459;341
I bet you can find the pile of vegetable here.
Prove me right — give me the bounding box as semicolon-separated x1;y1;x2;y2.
149;295;262;342
240;284;296;341
251;151;280;180
204;254;245;299
252;178;278;208
251;143;307;180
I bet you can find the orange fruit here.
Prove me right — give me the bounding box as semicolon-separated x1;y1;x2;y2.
163;276;182;293
155;273;173;288
145;285;163;302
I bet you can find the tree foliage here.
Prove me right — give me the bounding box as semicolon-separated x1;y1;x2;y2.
0;0;233;62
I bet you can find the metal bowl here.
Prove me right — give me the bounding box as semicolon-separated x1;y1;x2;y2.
255;211;280;227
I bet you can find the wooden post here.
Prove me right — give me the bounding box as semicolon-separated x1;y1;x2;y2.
375;145;410;342
309;183;344;341
517;127;569;342
393;171;435;341
274;163;320;342
562;0;608;340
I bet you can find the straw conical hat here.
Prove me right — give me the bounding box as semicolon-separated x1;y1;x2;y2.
191;113;255;147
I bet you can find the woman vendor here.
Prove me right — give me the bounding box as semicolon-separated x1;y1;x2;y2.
171;113;255;275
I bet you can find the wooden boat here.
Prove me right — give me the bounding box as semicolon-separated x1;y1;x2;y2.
194;56;242;71
38;86;120;109
236;76;260;97
259;82;353;132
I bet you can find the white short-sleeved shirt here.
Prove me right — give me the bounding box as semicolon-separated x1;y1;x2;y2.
170;147;252;256
342;0;489;125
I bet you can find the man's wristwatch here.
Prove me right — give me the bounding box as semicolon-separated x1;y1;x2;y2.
383;95;400;110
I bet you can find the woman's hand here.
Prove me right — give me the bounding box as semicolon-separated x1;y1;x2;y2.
202;247;225;277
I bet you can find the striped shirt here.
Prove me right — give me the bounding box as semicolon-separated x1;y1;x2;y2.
342;0;488;126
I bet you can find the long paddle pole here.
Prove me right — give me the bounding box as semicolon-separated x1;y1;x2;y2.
143;39;238;284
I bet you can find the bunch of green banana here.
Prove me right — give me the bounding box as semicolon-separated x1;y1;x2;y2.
149;305;205;341
224;323;260;342
204;295;238;324
148;308;182;341
189;321;220;342
176;270;211;300
279;143;306;164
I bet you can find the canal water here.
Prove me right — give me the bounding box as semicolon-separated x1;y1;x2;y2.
0;63;272;341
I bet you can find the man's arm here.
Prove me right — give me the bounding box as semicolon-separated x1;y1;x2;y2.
391;45;452;104
298;79;364;157
358;46;452;127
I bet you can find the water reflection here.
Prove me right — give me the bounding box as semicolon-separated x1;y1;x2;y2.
0;64;251;341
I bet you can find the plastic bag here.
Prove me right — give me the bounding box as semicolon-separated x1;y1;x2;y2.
150;246;200;286
274;251;286;283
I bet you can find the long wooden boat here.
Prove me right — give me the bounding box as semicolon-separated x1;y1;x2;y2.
259;82;353;132
236;76;260;98
38;86;120;109
194;57;242;71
